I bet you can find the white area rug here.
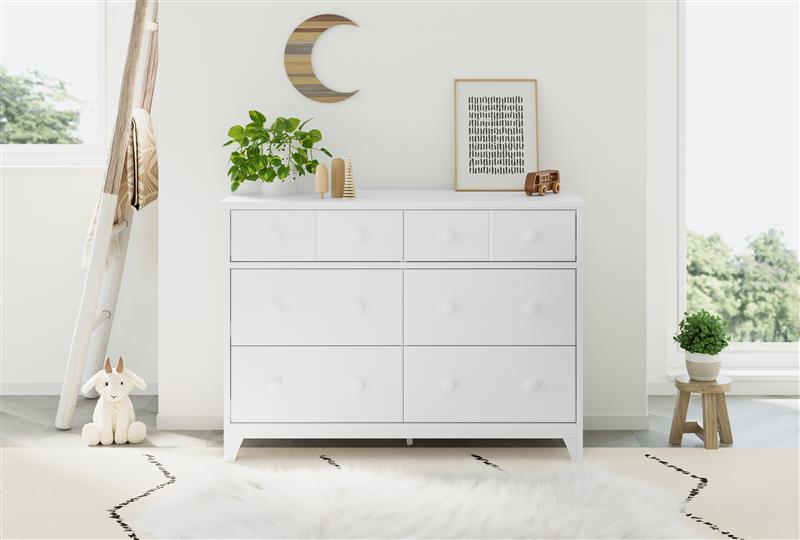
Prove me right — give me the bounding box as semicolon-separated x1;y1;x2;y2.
2;447;798;539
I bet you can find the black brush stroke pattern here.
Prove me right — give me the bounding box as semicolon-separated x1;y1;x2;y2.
319;454;341;469
470;453;507;473
108;453;176;540
645;453;742;539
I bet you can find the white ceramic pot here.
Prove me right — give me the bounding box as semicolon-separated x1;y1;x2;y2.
685;352;721;381
261;180;299;197
233;181;261;195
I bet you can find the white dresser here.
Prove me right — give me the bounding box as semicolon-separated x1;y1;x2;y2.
222;189;584;461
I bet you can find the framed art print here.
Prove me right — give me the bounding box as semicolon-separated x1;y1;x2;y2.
454;79;539;191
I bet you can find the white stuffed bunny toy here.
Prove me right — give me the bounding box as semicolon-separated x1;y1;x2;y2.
81;356;147;445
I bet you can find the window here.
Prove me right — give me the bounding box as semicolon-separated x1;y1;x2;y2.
683;1;799;348
0;1;105;162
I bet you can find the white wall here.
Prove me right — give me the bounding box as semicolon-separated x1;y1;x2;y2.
0;2;159;394
158;1;648;429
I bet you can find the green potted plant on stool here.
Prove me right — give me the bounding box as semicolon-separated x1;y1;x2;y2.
673;310;730;381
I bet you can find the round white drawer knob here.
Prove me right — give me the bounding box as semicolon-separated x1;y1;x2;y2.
441;379;457;392
523;229;539;243
439;228;456;243
523;379;539;393
350;300;366;315
351;379;366;392
439;301;457;315
352;228;366;242
269;229;283;242
267;378;282;391
523;301;540;316
269;298;283;313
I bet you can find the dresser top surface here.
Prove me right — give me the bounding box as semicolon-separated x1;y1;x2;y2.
222;189;585;209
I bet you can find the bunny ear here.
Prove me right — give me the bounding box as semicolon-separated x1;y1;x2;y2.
81;371;105;394
104;357;112;373
124;369;147;391
116;357;124;373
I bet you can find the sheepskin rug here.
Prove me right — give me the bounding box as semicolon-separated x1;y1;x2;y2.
135;465;692;538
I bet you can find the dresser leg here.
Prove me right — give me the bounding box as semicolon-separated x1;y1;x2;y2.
406;438;414;446
564;438;582;461
224;435;243;462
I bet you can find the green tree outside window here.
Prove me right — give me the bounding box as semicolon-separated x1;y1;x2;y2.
687;229;800;342
0;66;82;144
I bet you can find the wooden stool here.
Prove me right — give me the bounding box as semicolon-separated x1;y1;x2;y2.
669;374;733;449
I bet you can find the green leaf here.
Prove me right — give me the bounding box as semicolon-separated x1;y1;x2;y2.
227;125;244;140
308;129;322;142
277;165;290;179
298;118;312;130
319;147;333;158
231;181;240;192
248;110;266;125
223;139;235;147
288;117;301;131
301;139;313;148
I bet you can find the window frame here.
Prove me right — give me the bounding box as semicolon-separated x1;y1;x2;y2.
675;0;799;372
0;1;107;168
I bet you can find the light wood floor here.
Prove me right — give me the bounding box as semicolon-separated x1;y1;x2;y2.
1;395;797;448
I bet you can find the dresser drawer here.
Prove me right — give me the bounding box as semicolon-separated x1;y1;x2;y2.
404;211;489;261
230;210;315;261
404;347;575;422
231;269;402;345
231;346;402;422
491;210;576;261
317;210;402;261
405;269;575;345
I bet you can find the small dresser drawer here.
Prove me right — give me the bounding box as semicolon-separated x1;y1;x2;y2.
230;210;315;261
405;269;575;345
491;210;576;261
404;211;489;261
317;210;402;261
231;269;402;345
231;346;402;422
404;346;575;422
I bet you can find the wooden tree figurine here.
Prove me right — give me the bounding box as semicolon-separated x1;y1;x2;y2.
343;154;356;198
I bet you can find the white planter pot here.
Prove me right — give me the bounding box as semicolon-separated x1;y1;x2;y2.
233;181;261;195
685;352;721;381
261;180;299;197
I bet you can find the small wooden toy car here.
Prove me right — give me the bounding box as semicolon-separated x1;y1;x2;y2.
525;169;561;196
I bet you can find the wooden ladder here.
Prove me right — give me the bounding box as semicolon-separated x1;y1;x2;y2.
55;0;159;429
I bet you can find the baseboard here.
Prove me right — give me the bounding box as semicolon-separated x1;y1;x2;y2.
1;381;159;396
157;413;223;430
583;414;650;430
157;414;648;431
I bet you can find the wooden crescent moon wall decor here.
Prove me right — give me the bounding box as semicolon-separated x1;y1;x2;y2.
284;14;359;103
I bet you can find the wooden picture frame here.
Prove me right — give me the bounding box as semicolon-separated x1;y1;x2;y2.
453;79;540;191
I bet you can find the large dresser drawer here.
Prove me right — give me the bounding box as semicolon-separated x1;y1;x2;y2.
231;269;402;345
317;210;402;261
231;347;402;422
404;269;575;345
404;346;575;422
404;210;489;261
491;210;576;261
230;210;315;261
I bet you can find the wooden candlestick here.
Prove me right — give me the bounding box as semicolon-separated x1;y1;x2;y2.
331;158;345;198
314;163;329;198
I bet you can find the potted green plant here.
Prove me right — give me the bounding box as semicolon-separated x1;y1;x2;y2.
224;111;332;195
673;310;730;381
